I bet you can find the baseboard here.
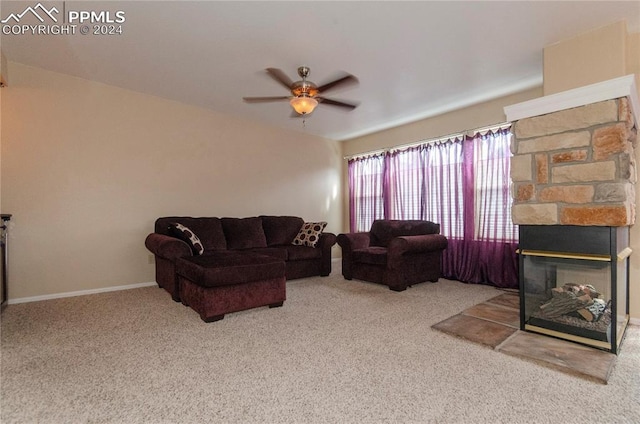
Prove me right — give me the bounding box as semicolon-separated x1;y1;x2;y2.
8;282;157;305
8;278;640;327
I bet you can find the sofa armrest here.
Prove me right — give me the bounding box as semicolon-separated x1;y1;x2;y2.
317;232;337;277
337;232;371;252
388;234;448;257
145;233;193;260
318;232;337;250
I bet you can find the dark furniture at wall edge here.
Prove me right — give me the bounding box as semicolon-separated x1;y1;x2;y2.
1;214;12;312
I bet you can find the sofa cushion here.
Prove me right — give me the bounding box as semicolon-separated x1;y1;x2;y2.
221;217;268;250
284;245;323;261
156;217;227;251
246;247;288;261
352;247;388;266
169;222;205;255
292;222;327;247
370;220;440;247
260;216;305;246
176;252;284;288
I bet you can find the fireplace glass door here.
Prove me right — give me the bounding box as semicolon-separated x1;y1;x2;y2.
519;225;630;354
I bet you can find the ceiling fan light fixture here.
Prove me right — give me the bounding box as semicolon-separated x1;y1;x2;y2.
290;96;318;115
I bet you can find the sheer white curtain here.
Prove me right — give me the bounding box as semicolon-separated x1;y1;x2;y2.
348;154;386;232
386;146;425;220
422;138;465;240
472;130;518;242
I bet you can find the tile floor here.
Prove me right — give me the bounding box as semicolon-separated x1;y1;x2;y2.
432;292;617;384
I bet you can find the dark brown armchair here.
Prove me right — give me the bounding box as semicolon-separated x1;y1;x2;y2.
337;220;448;291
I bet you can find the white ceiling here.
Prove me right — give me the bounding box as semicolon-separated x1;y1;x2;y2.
2;1;640;141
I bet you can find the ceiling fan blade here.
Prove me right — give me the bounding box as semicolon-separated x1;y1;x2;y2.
317;97;358;110
265;68;294;90
317;74;358;93
243;96;290;103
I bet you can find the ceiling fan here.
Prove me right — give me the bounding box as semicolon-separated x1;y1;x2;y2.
243;66;359;116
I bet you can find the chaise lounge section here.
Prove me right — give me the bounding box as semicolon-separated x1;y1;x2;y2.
176;251;286;322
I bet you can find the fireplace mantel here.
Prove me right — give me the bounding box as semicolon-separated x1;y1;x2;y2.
505;74;639;125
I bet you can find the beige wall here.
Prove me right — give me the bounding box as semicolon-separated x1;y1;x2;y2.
543;21;628;95
1;62;342;300
628;32;640;89
0;50;7;87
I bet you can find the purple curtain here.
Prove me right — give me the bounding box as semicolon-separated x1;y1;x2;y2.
347;128;518;288
440;130;518;288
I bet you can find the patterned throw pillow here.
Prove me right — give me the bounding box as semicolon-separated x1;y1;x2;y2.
292;222;327;248
169;222;205;255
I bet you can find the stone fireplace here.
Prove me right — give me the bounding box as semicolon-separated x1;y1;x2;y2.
505;75;639;353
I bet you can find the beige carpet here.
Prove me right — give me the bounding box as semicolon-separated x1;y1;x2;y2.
432;292;618;383
2;264;640;423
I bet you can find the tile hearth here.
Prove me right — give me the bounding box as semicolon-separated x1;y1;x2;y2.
432;291;618;384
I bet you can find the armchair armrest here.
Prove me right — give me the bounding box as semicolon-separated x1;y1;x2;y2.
388;234;448;256
337;232;371;252
145;233;192;260
337;232;371;280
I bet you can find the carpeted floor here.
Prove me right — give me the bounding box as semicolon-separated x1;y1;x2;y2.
2;263;639;423
432;292;617;383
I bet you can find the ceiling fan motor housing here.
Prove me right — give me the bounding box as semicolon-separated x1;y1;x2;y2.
291;81;318;98
292;66;318;97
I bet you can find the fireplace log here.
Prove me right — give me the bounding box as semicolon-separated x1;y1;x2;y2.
539;291;592;318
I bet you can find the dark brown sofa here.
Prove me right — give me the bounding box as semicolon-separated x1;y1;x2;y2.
337;219;447;291
145;216;336;302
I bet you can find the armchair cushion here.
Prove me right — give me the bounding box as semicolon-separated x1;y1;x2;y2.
352;247;387;266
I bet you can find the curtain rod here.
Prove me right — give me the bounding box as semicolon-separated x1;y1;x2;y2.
343;121;512;160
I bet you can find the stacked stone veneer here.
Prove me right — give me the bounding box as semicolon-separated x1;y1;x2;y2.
511;97;638;226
